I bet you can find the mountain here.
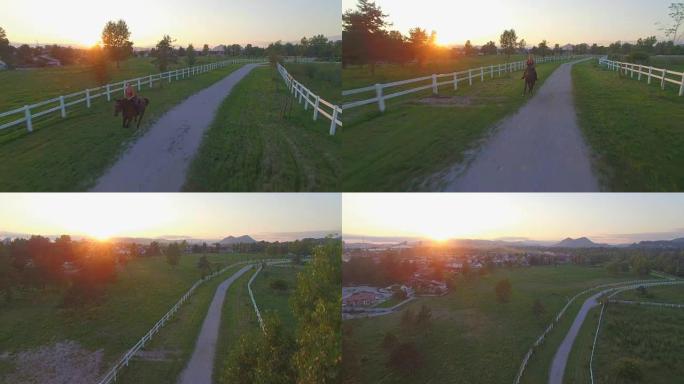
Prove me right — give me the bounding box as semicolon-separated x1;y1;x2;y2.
554;237;603;248
220;235;256;245
633;237;684;248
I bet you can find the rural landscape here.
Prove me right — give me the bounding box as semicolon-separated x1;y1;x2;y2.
0;194;342;384
342;193;684;383
0;0;341;192
341;0;684;192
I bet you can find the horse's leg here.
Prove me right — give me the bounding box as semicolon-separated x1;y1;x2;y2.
137;108;146;129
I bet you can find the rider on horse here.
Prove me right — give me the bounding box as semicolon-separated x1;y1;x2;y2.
125;83;141;113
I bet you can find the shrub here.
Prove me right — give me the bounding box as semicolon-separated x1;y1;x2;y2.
381;332;398;350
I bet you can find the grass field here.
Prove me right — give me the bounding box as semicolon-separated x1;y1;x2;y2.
184;64;341;192
251;264;302;330
342;61;563;191
0;64;245;191
648;55;684;72
0;253;270;383
564;285;684;384
572;60;684;191
0;56;238;111
342;265;641;384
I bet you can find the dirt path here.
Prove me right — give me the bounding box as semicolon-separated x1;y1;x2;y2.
446;60;599;192
177;265;254;384
92;64;262;192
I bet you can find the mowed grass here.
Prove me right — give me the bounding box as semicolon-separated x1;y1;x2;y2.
648;55;684;72
285;62;341;104
343;55;527;90
0;56;230;111
0;253;268;380
252;264;301;330
184;65;341;192
0;64;244;191
615;283;684;303
572;60;684;191
342;62;563;191
343;265;640;384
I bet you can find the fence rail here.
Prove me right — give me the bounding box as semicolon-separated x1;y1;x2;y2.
598;57;684;96
96;257;282;384
343;55;583;113
247;265;265;331
0;58;267;133
276;63;342;135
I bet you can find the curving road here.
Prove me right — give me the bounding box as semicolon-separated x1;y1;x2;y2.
446;59;599;192
92;64;262;192
178;264;254;384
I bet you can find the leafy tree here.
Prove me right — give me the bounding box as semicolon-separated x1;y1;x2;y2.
662;3;684;44
17;44;33;65
0;26;12;64
554;43;561;55
415;304;432;325
0;244;17;302
148;241;161;257
202;44;210;56
342;0;391;72
464;40;476;56
197;255;211;278
481;41;497;55
519;39;527;52
290;239;341;383
631;255;651;276
538;40;550;57
500;29;518;58
152;35;176;72
495;278;512;303
101;20;133;69
165;242;181;268
187;44;196;66
88;44;110;85
401;307;414;327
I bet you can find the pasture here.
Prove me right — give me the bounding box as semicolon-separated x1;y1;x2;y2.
184;64;341;192
0;63;244;191
572;60;684;191
342;61;563;191
0;253;271;383
342;265;641;384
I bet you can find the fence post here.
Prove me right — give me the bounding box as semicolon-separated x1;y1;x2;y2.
661;70;666;90
59;96;66;118
313;96;320;121
431;74;438;95
648;67;652;84
375;83;386;112
638;65;642;81
490;65;494;79
480;67;484;82
137;78;141;90
468;69;473;86
329;107;338;136
453;73;458;91
150;75;153;88
680;74;684;96
106;84;111;101
24;105;32;132
123;82;127;97
86;89;91;108
304;90;309;110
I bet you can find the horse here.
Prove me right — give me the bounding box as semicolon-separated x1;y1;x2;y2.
114;97;150;128
521;66;538;96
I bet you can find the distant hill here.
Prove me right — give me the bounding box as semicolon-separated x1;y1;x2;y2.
633;237;684;248
220;235;256;245
554;237;604;248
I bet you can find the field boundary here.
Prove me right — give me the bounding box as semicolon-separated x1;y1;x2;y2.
276;63;342;135
342;55;583;113
0;58;266;133
96;257;283;384
597;56;684;96
247;264;265;331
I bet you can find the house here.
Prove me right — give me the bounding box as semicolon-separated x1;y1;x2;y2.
561;44;574;54
210;45;227;56
0;60;7;70
342;291;380;307
409;278;448;295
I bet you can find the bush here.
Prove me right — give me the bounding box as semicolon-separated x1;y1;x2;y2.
381;332;398;350
532;299;546;318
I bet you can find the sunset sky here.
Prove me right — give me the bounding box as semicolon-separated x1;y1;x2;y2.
0;194;340;241
343;0;676;46
343;194;684;244
1;0;340;47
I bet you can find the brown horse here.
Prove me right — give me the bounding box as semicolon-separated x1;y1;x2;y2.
522;66;538;96
114;98;150;128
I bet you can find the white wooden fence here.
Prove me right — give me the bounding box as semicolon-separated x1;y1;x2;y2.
276;63;342;135
96;257;282;384
343;55;581;113
247;264;265;331
598;57;684;96
0;58;266;133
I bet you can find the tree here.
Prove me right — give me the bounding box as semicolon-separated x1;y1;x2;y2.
166;242;181;268
500;29;518;58
538;40;550;57
152;35;176;72
148;241;161;257
464;40;476;56
187;44;196;66
495;279;512;303
519;39;527;52
481;41;497;55
553;43;561;55
0;26;12;64
0;244;17;302
202;44;210;56
102;20;133;69
401;307;414;326
532;299;546;318
17;44;33;66
197;255;211;278
290;239;341;383
631;255;650;276
342;0;391;72
662;3;684;44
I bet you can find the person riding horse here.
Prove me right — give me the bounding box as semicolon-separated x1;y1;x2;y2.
125;83;142;113
522;54;538;95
